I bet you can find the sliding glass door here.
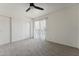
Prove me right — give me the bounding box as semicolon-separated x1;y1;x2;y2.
40;20;46;40
34;19;46;40
34;21;40;39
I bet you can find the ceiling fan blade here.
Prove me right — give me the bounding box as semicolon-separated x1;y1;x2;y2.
34;6;44;10
26;7;30;12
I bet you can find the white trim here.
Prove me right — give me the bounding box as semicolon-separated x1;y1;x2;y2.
9;17;12;44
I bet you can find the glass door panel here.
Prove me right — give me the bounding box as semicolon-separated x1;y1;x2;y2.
34;19;46;40
40;20;46;40
34;21;40;39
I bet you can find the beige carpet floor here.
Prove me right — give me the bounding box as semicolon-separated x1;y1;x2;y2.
0;39;79;56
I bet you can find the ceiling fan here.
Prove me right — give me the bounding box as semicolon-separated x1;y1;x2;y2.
26;3;44;12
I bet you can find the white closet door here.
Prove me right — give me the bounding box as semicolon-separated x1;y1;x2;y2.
0;16;10;45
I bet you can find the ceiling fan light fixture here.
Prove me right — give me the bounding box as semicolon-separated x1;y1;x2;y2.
26;3;44;12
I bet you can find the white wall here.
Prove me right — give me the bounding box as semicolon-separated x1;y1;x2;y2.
0;16;10;45
46;5;79;48
0;4;32;43
12;14;32;42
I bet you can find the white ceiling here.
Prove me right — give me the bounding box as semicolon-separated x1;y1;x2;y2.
25;3;78;18
0;3;78;18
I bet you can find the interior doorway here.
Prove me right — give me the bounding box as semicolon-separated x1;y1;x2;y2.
34;19;46;40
